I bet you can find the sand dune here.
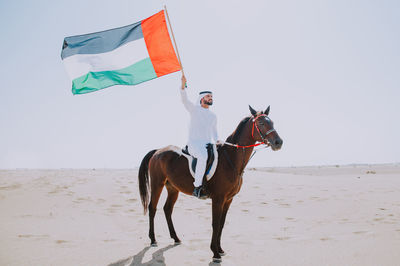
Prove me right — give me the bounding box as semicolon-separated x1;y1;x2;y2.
1;165;400;265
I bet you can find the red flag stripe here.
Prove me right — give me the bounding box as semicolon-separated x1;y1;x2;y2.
141;11;181;77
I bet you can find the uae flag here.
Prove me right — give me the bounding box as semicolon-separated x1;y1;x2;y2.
61;10;181;95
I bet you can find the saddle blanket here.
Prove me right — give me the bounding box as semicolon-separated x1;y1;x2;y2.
166;144;218;181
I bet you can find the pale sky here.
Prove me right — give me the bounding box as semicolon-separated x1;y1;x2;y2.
0;0;399;168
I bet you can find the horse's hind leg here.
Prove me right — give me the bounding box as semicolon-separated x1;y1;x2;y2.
148;175;165;247
164;182;181;244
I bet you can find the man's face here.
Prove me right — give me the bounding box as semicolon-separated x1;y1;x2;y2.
202;94;213;106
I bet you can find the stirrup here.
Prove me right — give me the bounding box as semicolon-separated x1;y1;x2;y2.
192;186;202;198
192;186;208;199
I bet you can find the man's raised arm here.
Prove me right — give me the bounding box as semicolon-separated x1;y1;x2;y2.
180;75;194;112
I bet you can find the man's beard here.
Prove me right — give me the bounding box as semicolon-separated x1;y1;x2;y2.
205;100;213;106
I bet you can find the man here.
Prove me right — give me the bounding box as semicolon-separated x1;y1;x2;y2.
180;75;220;198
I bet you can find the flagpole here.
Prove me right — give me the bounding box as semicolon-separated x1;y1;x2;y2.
164;5;184;76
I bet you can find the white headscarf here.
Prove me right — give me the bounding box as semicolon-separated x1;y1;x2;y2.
196;91;212;106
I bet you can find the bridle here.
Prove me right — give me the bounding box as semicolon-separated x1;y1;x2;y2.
222;113;276;173
224;114;275;149
251;113;276;144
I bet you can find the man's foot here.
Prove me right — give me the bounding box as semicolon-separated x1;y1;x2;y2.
192;186;207;199
192;186;202;197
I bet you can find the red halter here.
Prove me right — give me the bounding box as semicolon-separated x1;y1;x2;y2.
224;114;274;149
251;114;267;140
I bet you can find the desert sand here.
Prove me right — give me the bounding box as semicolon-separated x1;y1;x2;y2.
1;164;400;266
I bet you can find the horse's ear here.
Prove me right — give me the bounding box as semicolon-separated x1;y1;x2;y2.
249;105;257;116
264;106;270;116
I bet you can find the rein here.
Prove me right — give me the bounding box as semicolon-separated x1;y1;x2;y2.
224;142;265;149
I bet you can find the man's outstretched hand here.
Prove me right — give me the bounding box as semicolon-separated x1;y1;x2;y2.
181;75;187;90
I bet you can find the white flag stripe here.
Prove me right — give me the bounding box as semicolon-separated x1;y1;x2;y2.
62;37;150;80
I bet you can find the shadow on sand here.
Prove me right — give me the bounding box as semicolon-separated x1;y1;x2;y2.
108;244;223;266
108;244;178;266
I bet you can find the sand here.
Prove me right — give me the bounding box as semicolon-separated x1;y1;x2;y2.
1;164;400;266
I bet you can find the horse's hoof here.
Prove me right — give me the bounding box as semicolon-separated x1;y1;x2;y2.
212;257;222;263
174;241;182;246
150;242;158;247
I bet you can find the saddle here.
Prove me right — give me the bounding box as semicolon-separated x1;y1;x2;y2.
181;143;219;182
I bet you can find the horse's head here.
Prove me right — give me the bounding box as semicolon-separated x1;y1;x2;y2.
249;105;283;151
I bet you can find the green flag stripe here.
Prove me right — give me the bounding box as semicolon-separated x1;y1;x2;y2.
72;58;157;95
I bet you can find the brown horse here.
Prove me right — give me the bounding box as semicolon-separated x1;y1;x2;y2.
138;105;283;262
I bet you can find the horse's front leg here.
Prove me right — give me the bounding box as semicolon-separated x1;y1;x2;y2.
210;197;224;262
218;198;233;256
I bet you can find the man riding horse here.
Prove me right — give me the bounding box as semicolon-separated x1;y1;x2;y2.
180;75;222;198
138;76;283;262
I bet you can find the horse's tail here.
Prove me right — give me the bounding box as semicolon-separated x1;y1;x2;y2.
138;149;157;215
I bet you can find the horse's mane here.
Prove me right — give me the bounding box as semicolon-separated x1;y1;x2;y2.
225;116;251;144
